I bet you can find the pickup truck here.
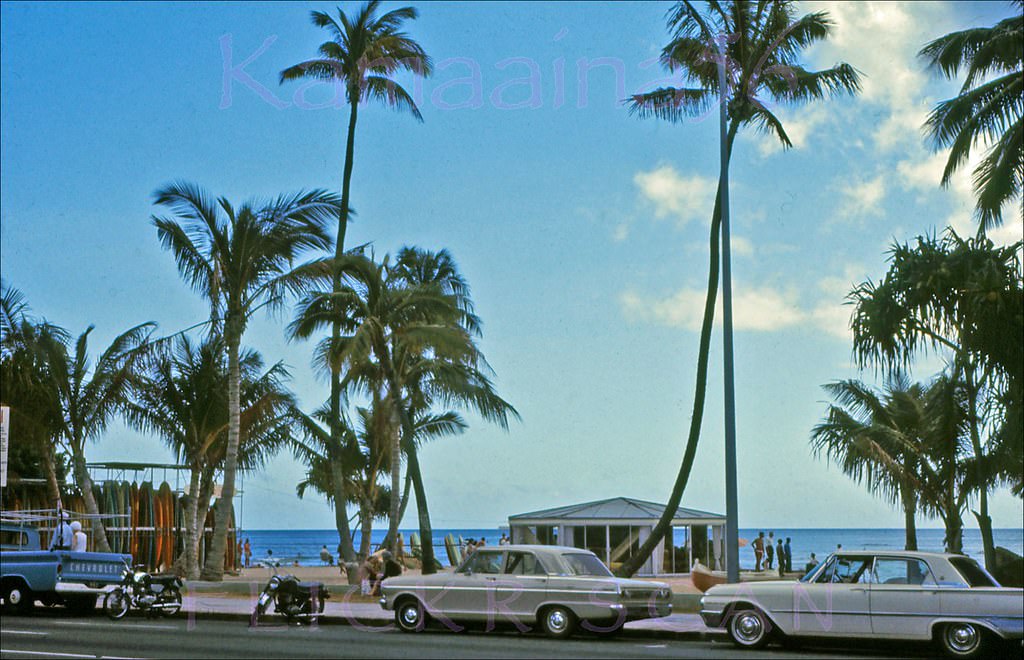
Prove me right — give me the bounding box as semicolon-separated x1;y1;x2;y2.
1;522;131;614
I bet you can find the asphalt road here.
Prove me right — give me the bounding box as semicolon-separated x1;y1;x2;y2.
0;613;942;659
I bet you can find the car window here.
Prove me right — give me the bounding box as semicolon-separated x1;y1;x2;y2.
871;558;936;586
505;552;547;576
459;550;504;574
815;556;873;584
561;552;612;577
949;557;998;587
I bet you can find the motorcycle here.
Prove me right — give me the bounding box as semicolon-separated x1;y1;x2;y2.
252;573;328;625
103;563;183;620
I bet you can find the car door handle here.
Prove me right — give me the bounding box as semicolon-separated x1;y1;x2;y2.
851;587;867;592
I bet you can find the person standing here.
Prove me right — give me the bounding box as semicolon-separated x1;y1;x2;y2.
49;510;73;551
396;533;405;565
776;539;785;577
765;531;775;570
784;537;793;573
243;538;252;568
753;532;765;571
804;553;819;573
70;521;88;552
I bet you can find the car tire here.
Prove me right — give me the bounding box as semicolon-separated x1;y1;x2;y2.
540;605;576;639
103;588;130;620
727;607;772;649
3;582;35;614
938;622;987;659
395;598;427;633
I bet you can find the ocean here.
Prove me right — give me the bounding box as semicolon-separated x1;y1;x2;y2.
239;527;1023;571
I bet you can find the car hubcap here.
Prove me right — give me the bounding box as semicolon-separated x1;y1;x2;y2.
401;605;420;627
735;612;763;643
548;610;568;633
947;624;978;652
10;589;23;605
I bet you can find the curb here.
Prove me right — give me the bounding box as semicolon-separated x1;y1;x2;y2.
177;607;723;642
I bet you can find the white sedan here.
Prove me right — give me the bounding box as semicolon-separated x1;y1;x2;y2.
700;550;1023;658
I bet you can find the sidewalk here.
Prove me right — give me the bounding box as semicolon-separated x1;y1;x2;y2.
179;585;719;641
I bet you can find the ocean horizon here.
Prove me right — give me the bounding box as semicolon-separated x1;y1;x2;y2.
239;527;1023;571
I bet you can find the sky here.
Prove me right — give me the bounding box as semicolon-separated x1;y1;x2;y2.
2;1;1022;532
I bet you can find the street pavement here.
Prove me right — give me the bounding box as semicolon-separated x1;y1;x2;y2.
0;615;938;659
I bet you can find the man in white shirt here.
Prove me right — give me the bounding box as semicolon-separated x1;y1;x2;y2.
70;521;88;552
50;511;73;550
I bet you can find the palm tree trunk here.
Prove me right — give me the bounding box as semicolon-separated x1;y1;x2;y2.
359;499;374;559
387;410;402;553
380;469;412;551
326;97;361;565
944;514;964;554
201;325;241;581
617;122;738;577
193;468;215;576
964;367;996;569
71;442;111;553
43;441;61;507
182;469;201;580
900;485;918;551
405;443;437;574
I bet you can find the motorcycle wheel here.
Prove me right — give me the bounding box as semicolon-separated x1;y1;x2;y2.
104;588;130;620
159;589;182;617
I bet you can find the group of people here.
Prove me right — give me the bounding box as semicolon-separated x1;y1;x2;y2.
49;510;88;552
751;531;793;575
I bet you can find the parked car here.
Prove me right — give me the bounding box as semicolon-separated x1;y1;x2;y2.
700;550;1024;658
380;544;672;638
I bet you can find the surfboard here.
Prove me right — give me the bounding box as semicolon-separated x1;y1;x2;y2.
130;482;139;561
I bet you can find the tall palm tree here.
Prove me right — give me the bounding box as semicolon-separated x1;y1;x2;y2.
811;378;928;551
125;336;296;578
281;3;431;563
152;182;337;580
618;0;860;577
920;1;1023;228
36;323;155;552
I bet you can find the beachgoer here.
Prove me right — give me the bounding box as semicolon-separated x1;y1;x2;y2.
395;533;405;564
50;510;73;551
805;553;819;573
320;544;334;565
784;537;792;573
478;537;486;547
465;538;477;556
236;540;243;569
383;551;402;579
776;539;785;576
765;531;775;570
243;538;252;568
499;533;509;546
753;532;765;571
70;521;88;552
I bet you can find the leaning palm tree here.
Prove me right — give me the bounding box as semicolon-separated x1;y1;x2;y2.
618;1;860;577
152;182;337;580
920;0;1023;228
281;5;431;558
811;378;929;551
37;323;155;552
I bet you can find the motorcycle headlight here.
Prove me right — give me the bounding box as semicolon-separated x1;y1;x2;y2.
268;576;281;589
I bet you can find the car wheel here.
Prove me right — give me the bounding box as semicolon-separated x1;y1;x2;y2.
103;588;130;620
395;598;426;633
939;622;987;659
728;607;771;648
3;582;35;614
540;605;576;639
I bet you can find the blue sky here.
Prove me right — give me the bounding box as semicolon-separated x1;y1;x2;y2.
2;1;1021;531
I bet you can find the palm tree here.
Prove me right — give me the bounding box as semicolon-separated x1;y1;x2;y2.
152;182;337;580
1;282;69;506
125;336;296;578
281;4;431;564
849;229;1023;569
811;378;929;551
36;323;155;552
920;1;1023;228
618;0;860;577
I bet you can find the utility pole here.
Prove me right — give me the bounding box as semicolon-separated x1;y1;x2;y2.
717;35;740;584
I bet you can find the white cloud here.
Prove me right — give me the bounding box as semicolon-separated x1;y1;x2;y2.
731;236;754;257
836;175;886;220
620;284;804;332
634;165;717;228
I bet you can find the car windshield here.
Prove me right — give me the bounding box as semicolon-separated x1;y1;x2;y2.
949;557;999;587
561;552;612;577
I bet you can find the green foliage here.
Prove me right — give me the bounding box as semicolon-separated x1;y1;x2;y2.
921;0;1023;228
